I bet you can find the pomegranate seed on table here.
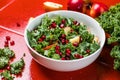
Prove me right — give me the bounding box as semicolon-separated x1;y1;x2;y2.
6;36;11;41
4;40;9;45
10;40;15;46
4;43;9;47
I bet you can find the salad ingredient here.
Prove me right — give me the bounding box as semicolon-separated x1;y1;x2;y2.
43;1;63;12
96;3;120;44
110;45;120;70
6;36;11;41
10;40;15;46
0;47;25;79
96;3;120;70
0;47;14;69
27;15;100;60
67;0;83;12
69;36;80;44
1;70;14;80
89;2;108;18
10;58;25;74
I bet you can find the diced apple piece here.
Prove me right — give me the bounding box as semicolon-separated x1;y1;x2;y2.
69;36;80;44
64;27;72;35
93;36;99;43
43;1;63;12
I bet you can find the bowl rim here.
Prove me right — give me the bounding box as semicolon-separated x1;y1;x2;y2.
24;10;106;63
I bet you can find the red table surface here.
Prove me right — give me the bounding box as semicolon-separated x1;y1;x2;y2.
0;0;120;80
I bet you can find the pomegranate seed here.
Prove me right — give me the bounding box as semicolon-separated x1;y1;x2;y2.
4;40;9;45
38;38;43;42
10;40;15;46
74;54;83;59
6;66;11;70
55;45;60;50
66;53;71;56
66;48;71;54
16;22;21;27
73;21;77;25
41;35;46;40
86;49;91;53
73;42;79;47
51;22;56;28
55;50;60;54
1;77;5;80
61;57;65;60
61;39;66;45
6;36;11;41
59;23;64;28
61;19;66;24
4;44;9;47
61;34;66;39
66;40;69;44
59;52;62;56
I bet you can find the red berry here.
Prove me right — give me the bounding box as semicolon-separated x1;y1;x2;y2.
73;42;79;47
10;40;15;46
6;36;11;41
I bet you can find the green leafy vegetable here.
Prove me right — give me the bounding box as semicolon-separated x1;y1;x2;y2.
96;3;120;70
10;58;25;74
0;57;9;69
27;15;100;60
96;3;120;44
0;70;14;80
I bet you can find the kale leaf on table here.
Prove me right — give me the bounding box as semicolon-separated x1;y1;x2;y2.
96;3;120;70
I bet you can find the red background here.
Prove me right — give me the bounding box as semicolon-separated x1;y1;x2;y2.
0;0;120;80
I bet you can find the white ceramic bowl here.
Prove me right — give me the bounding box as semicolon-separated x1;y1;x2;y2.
24;10;105;72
